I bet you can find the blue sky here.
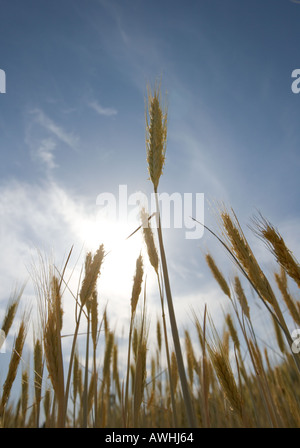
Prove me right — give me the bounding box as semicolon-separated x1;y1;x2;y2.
0;0;300;389
1;0;299;215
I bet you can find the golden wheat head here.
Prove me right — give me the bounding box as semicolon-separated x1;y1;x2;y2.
145;83;167;192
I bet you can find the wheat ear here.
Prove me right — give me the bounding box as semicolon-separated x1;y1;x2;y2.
64;245;104;425
252;214;300;288
1;287;23;337
275;269;300;326
124;254;144;427
145;81;167;191
205;253;231;299
0;314;29;417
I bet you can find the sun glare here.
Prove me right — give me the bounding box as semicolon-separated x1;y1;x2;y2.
75;213;156;309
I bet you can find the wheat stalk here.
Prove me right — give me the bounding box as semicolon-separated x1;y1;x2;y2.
140;207;178;426
33;337;43;427
209;347;243;419
21;370;29;426
0;314;29;417
124;254;144;427
64;245;104;425
113;343;121;404
146;82;196;428
43;275;65;427
82;307;91;428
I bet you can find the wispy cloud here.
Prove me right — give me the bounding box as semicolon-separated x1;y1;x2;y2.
31;108;79;149
34;137;57;170
25;108;79;172
88;100;118;117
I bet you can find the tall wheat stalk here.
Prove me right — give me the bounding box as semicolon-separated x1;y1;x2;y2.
145;82;196;427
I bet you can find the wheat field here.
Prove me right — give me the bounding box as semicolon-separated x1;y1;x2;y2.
0;84;300;429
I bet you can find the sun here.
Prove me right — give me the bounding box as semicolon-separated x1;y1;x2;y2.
68;208;160;336
75;213;150;291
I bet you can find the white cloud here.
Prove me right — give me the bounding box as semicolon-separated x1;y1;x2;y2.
25;108;79;172
0;179;155;332
88;100;118;117
30;108;79;149
34;137;57;170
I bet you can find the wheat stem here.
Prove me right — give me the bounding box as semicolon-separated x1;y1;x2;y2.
154;191;196;427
